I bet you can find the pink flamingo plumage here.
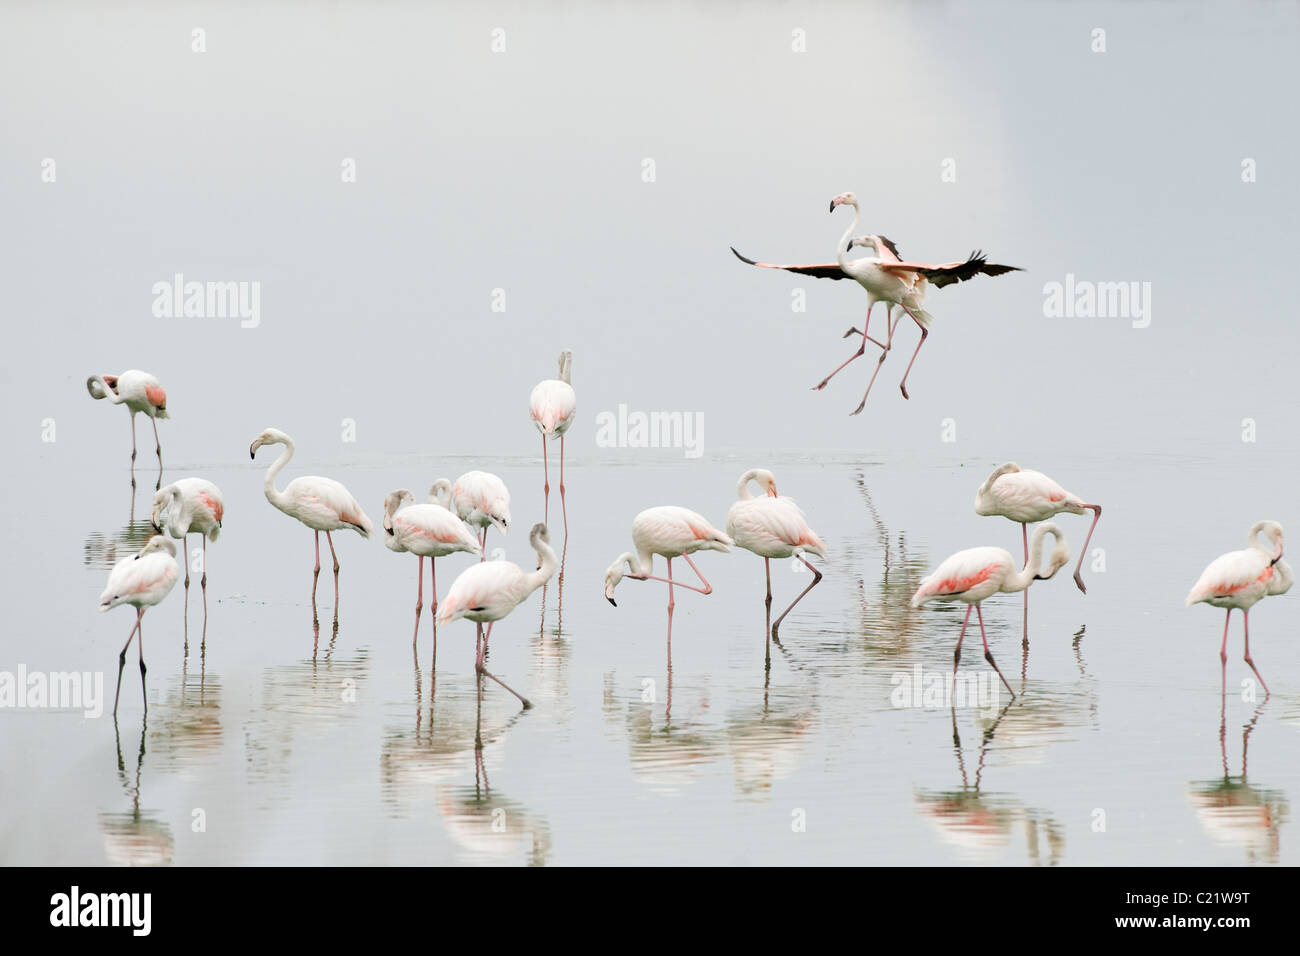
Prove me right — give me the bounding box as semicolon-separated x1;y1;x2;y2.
912;523;1070;699
604;505;734;649
437;522;558;709
725;469;827;661
100;535;179;714
448;470;511;561
732;191;1021;413
151;477;224;619
249;428;373;625
529;350;576;533
1186;521;1292;697
383;488;483;660
87;369;170;490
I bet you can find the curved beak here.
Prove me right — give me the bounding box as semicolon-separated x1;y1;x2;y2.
607;596;617;607
151;520;162;533
828;200;836;213
249;439;261;460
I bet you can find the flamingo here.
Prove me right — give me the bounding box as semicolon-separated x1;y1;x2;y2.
603;506;734;647
1186;521;1292;697
100;535;179;714
911;523;1070;699
731;191;1021;412
436;522;558;709
529;350;576;532
382;488;483;655
249;428;373;623
86;370;170;489
450;471;511;560
150;477;224;617
725;469;827;657
974;462;1103;630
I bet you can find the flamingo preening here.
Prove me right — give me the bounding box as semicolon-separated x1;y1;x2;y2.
725;469;827;661
974;462;1103;634
731;191;1021;413
911;523;1070;699
383;488;483;658
604;505;734;648
86;370;170;489
151;477;224;619
1186;521;1292;697
249;428;373;624
449;471;511;559
437;522;558;709
529;350;576;532
100;535;179;715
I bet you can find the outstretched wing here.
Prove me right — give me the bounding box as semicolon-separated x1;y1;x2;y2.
731;247;847;280
878;251;1022;289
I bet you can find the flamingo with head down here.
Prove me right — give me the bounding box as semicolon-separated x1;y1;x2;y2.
449;471;511;560
151;477;224;618
87;370;170;489
529;350;576;532
731;191;1021;413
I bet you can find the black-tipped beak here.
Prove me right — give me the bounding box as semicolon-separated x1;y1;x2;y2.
151;521;161;533
249;447;256;460
828;201;835;213
607;597;617;607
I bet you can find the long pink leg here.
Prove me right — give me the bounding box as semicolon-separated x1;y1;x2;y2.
1242;608;1270;696
1022;523;1029;643
763;558;773;667
897;308;929;400
665;557;675;658
201;537;208;617
137;612;148;709
975;604;1016;699
1219;609;1231;697
112;610;143;716
850;304;907;415
476;620;531;708
479;527;487;562
183;532;191;618
772;556;823;639
1072;505;1102;593
129;414;138;490
814;302;886;391
326;531;340;618
559;435;568;535
542;435;550;525
312;531;321;621
951;605;974;698
412;555;425;646
629;553;715;596
150;415;163;489
429;557;438;669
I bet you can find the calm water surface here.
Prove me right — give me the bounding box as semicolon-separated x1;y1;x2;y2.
3;447;1297;866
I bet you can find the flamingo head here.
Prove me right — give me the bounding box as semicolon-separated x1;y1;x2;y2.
249;427;290;459
427;479;453;509
603;558;628;606
829;191;858;213
1250;520;1285;563
137;535;177;560
149;485;176;533
557;349;574;384
756;469;780;497
1031;523;1071;581
86;375;116;400
382;489;415;535
529;522;550;569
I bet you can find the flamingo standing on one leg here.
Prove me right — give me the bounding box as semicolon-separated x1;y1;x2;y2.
151;477;224;623
725;469;827;662
450;471;511;560
100;535;179;715
974;462;1103;635
86;370;170;490
731;191;1021;412
604;505;734;652
911;523;1070;699
249;428;373;625
529;350;576;533
1186;521;1292;697
382;488;483;660
437;522;558;709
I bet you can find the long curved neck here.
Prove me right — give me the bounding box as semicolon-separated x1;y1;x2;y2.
1005;527;1050;594
558;353;572;384
737;470;759;500
92;375;126;403
263;440;295;509
526;537;558;592
624;549;652;577
835;201;860;269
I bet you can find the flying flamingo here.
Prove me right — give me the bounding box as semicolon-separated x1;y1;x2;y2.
382;488;483;656
437;522;558;709
603;505;734;648
529;350;576;532
974;462;1103;629
100;535;179;715
249;428;373;623
725;469;827;659
1186;521;1292;697
731;191;1021;412
86;370;170;489
911;523;1070;699
450;471;511;560
151;477;224;619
